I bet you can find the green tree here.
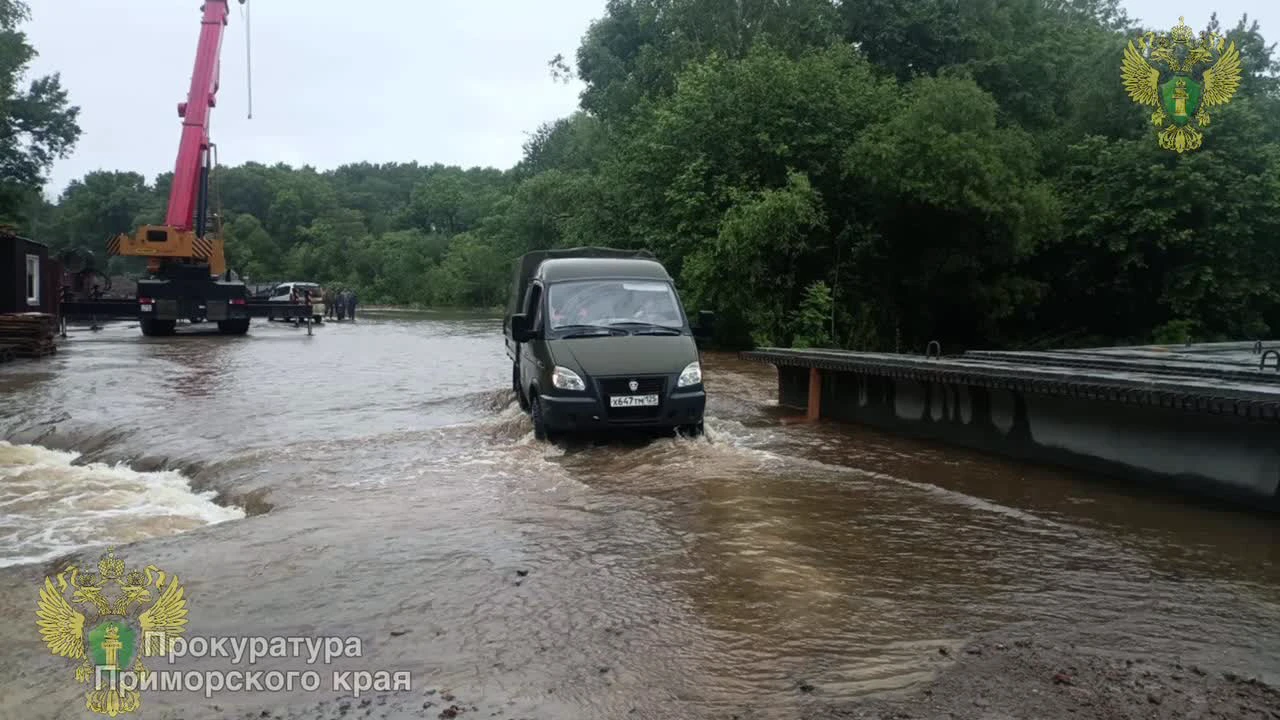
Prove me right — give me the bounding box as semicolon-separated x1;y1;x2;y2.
684;171;826;347
790;281;834;349
47;171;150;252
846;74;1060;350
0;0;80;225
575;0;840;120
222;212;278;281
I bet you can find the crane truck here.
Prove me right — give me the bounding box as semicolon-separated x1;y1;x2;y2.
59;0;312;336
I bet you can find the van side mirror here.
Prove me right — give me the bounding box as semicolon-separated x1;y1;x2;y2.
694;310;715;338
510;313;535;342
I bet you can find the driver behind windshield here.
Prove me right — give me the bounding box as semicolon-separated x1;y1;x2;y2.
549;281;679;329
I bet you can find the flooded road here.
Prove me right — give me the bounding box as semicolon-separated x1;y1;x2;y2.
1;310;1278;719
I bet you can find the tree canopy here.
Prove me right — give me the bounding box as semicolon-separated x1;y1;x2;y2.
0;0;80;227
16;1;1280;351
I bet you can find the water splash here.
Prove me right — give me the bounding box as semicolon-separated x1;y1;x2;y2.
0;441;245;568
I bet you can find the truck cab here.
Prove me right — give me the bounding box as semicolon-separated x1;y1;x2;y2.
504;247;714;441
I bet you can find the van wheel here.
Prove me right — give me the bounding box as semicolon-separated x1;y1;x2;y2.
513;363;529;411
678;422;704;438
530;395;551;442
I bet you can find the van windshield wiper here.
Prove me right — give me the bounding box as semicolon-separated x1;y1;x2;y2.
606;321;683;336
554;324;629;338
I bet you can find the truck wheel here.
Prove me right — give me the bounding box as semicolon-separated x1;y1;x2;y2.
139;318;175;337
217;318;250;335
530;395;551;442
513;363;529;411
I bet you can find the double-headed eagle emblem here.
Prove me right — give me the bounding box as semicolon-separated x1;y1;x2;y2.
1122;16;1242;152
36;548;188;717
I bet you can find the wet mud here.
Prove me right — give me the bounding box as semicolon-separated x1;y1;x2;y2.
833;631;1280;720
0;311;1277;719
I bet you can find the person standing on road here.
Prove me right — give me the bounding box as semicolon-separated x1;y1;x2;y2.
348;290;358;320
302;288;315;327
323;287;334;320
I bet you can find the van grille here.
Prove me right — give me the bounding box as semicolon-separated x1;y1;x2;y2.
598;376;666;420
598;377;664;395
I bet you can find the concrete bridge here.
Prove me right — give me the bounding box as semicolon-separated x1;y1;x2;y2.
741;341;1280;510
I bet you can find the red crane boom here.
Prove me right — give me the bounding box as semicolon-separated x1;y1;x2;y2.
167;0;231;231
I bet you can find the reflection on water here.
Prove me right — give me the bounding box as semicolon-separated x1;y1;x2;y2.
0;309;1277;719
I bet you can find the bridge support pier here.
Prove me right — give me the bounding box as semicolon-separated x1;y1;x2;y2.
807;367;822;421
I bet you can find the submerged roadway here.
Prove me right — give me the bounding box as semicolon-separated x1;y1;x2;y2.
0;310;1277;719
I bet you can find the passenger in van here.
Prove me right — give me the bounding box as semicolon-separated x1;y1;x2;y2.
632;295;662;323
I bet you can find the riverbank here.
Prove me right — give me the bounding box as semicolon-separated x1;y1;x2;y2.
118;636;1280;720
828;629;1280;719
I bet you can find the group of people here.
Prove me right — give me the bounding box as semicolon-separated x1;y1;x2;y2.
323;287;358;320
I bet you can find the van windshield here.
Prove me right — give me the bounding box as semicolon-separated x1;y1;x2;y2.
547;280;684;330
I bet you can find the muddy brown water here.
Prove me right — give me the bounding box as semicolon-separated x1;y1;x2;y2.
0;310;1277;719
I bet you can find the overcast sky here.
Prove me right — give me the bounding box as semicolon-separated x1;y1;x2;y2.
23;0;1276;198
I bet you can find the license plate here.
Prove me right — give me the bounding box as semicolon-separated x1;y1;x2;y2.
610;394;659;408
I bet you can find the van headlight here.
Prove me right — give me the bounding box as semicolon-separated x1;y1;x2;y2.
551;366;586;391
677;361;702;387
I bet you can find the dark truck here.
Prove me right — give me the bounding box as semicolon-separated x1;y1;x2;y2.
504;247;714;441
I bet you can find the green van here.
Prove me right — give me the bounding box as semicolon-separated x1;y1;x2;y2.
504;247;714;440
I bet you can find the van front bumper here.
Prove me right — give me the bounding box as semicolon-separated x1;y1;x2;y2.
539;387;706;432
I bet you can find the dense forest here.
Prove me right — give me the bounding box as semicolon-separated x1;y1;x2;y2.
5;0;1280;351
